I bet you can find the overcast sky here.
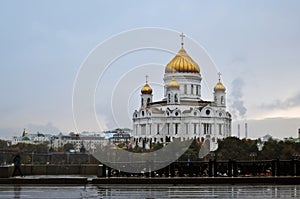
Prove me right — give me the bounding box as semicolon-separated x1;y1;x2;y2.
1;0;300;139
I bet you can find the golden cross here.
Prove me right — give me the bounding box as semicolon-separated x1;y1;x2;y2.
180;32;185;47
218;72;221;82
145;75;149;83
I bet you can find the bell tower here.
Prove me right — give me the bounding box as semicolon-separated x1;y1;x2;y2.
166;76;180;105
214;72;226;107
140;75;153;108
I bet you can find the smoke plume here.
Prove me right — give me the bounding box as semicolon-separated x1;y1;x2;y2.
230;78;247;119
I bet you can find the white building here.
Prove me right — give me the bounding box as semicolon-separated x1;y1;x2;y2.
132;39;231;150
12;129;51;145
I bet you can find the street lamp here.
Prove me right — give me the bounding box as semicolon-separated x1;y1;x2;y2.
249;152;257;161
249;152;257;176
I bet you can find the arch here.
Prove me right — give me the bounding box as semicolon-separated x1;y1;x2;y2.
166;110;170;117
133;110;138;118
174;108;181;117
206;109;210;115
201;106;216;117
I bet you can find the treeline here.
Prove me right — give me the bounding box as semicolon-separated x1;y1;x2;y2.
178;137;300;161
1;137;300;162
0;140;48;153
216;137;300;160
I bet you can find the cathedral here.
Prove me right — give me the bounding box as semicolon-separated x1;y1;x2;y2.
132;35;231;151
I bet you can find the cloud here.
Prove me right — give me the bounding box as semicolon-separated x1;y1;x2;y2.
25;122;61;134
229;78;247;119
0;123;60;139
0;127;20;139
232;117;300;139
261;91;300;110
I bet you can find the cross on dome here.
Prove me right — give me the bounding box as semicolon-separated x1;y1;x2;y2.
214;72;226;92
180;32;185;47
218;72;221;82
145;75;149;83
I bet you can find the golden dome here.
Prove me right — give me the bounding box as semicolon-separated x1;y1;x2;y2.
214;82;226;92
167;77;180;89
165;47;200;73
141;83;152;94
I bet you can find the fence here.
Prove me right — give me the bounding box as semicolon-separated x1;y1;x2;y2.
1;151;299;177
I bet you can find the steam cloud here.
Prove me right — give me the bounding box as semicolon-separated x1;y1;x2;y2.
261;91;300;110
230;78;247;119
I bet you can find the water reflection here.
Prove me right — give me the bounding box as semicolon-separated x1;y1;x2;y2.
95;185;300;199
13;186;21;199
0;184;299;198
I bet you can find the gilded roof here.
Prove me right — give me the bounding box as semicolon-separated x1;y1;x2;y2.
165;47;200;73
141;83;152;94
167;77;180;89
214;82;226;92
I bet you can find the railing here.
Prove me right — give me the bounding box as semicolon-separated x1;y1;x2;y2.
1;151;299;177
0;151;99;165
99;159;300;177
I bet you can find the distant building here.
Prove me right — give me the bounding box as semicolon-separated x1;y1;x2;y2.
11;128;133;152
12;129;51;145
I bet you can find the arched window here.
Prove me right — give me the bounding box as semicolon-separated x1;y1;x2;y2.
141;98;143;106
174;94;178;103
191;85;194;94
168;93;171;103
147;98;150;106
221;96;224;104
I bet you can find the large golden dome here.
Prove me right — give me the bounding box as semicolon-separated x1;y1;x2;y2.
167;77;180;89
165;47;200;73
141;83;152;94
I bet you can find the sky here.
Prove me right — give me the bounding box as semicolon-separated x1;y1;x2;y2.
0;0;300;139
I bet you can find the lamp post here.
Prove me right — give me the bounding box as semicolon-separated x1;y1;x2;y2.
249;152;257;176
249;152;257;161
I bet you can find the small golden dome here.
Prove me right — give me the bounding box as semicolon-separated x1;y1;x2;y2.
214;82;226;92
167;77;180;89
141;83;152;94
165;47;200;73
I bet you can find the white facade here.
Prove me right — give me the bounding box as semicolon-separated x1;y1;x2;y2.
132;44;231;150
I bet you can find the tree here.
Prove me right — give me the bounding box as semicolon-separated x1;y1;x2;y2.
63;143;74;152
0;139;8;149
215;137;258;160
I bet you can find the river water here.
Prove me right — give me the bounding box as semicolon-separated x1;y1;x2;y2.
0;184;299;198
